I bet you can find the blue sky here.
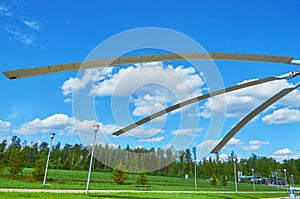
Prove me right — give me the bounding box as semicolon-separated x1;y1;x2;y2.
1;0;300;161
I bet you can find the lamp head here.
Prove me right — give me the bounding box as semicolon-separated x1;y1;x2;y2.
93;124;100;132
50;132;56;139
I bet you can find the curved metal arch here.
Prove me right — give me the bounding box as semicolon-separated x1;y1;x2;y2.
3;52;299;79
112;72;295;136
211;82;300;153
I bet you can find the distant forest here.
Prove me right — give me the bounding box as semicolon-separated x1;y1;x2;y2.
0;136;299;184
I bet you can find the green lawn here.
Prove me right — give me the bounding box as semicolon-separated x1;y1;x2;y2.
0;168;293;198
0;168;284;191
0;192;290;199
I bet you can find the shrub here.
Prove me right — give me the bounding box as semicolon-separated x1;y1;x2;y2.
32;159;46;181
221;175;227;186
136;173;148;185
110;162;128;185
210;173;218;186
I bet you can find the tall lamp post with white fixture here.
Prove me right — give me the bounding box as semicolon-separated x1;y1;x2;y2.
252;168;255;191
43;132;56;187
283;168;288;190
86;124;100;195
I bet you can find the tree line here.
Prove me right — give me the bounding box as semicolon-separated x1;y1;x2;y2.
0;136;299;184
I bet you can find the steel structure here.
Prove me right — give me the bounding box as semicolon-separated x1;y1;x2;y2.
3;52;300;153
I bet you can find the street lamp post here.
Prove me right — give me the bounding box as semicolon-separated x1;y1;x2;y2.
252;168;255;191
233;156;238;193
43;132;56;187
275;171;279;191
193;159;197;190
284;168;288;190
291;175;294;187
86;124;100;195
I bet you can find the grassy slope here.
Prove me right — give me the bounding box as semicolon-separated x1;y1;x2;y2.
0;168;291;198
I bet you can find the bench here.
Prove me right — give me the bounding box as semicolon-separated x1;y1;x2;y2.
135;185;152;191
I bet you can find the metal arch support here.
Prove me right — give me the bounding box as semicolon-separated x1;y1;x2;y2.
3;52;298;79
112;73;294;136
211;82;300;154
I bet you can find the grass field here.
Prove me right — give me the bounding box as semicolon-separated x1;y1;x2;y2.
0;168;293;198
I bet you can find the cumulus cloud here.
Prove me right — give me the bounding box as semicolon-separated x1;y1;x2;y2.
92;63;203;99
262;108;300;124
62;63;205;119
274;148;292;155
61;68;113;96
243;140;271;151
139;136;164;143
272;148;293;161
0;120;11;132
13;113;125;137
204;79;300;118
13;114;75;135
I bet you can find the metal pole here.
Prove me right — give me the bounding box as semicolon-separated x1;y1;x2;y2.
252;168;255;191
43;133;55;187
284;169;288;191
194;160;197;190
275;171;279;191
233;158;238;193
86;124;99;195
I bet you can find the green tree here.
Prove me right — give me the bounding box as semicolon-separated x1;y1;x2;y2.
32;158;45;181
210;173;218;186
221;175;227;186
111;162;128;185
7;149;25;175
136;173;148;185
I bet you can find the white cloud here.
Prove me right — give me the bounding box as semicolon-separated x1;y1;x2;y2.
0;120;11;132
13;113;123;137
13;114;75;135
139;136;164;143
243;140;271;151
262;108;300;124
171;128;203;136
63;98;72;103
93;64;203;98
204;79;300;119
198;139;219;150
127;128;163;138
219;153;229;161
62;63;205;119
272;148;293;161
274;148;292;155
0;5;12;16
5;25;35;45
22;20;41;31
227;138;242;145
198;138;241;150
61;68;113;96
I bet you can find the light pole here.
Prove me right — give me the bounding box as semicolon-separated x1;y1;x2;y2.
283;168;288;190
43;132;55;187
275;171;279;191
291;175;294;187
233;156;238;193
193;159;197;190
252;168;255;191
86;124;100;195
